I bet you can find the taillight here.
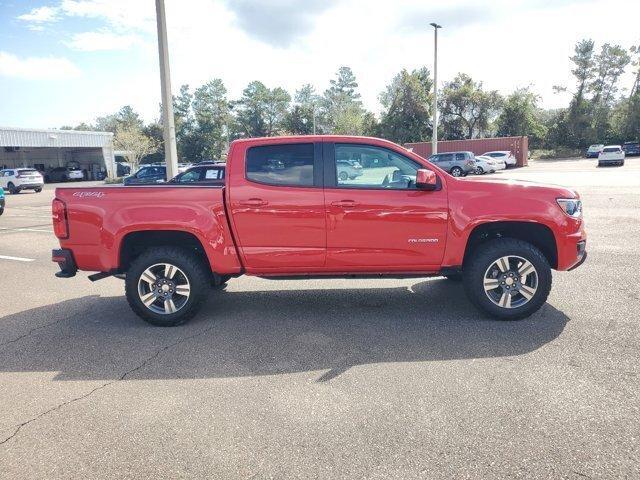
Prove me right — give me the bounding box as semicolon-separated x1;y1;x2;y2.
52;199;69;239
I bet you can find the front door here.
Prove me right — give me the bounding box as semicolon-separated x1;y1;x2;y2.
323;142;448;271
228;141;325;272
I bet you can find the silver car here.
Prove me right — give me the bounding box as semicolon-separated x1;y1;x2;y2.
337;159;364;181
428;151;476;177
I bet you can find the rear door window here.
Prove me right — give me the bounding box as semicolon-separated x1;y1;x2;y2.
204;167;224;180
246;143;314;187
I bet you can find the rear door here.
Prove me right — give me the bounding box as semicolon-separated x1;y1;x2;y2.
227;141;325;271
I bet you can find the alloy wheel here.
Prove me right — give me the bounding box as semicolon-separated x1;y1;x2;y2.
137;263;191;315
483;255;538;309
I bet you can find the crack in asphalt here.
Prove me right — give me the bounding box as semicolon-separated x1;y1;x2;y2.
0;322;216;447
0;306;94;351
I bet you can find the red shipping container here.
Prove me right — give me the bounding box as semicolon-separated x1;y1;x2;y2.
405;136;528;167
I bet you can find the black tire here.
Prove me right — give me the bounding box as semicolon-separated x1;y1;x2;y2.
8;182;19;194
34;187;42;193
211;274;231;288
125;247;209;326
463;238;552;320
338;171;348;181
450;166;463;177
475;167;484;175
0;207;4;216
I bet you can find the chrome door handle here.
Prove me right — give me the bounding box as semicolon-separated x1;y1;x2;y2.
331;200;358;207
239;198;268;207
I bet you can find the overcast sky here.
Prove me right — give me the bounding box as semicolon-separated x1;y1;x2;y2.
0;0;638;129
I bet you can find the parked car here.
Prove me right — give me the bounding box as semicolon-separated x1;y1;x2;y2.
337;159;364;180
124;164;192;186
0;186;4;215
428;151;475;177
116;162;131;177
168;164;226;184
52;135;587;326
47;166;84;182
622;141;640;156
477;155;506;171
0;168;44;194
598;145;625;167
197;160;224;165
472;156;496;175
482;151;517;168
585;144;604;158
123;166;167;185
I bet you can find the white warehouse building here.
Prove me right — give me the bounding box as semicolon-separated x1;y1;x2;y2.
0;127;116;180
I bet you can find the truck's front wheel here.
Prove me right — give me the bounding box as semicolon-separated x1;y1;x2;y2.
463;238;552;320
125;247;209;326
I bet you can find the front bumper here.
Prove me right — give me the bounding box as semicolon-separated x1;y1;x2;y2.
567;240;587;270
52;249;77;278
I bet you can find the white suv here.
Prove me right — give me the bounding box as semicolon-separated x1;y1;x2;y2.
0;168;44;194
598;145;625;167
482;151;517;168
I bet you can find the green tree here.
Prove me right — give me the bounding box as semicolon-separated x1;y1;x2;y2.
322;66;368;134
172;84;197;161
378;67;432;144
561;39;596;147
439;73;502;139
284;84;321;134
233;81;291;137
113;124;160;172
95;105;144;133
191;79;231;160
611;44;640;142
495;88;547;147
590;43;631;140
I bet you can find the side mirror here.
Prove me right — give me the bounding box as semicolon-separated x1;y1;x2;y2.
416;169;438;190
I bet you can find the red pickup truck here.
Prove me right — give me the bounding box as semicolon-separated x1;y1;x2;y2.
52;136;586;326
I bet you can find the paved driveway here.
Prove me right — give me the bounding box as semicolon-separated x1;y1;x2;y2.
0;165;638;479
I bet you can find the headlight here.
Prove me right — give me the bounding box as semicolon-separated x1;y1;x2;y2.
557;198;582;218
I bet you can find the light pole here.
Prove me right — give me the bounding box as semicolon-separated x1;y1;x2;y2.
156;0;178;179
430;22;442;155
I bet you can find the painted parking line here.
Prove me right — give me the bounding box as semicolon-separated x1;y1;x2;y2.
0;254;35;262
3;214;53;219
0;227;53;233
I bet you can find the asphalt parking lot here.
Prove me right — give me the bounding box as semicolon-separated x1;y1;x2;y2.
1;160;639;479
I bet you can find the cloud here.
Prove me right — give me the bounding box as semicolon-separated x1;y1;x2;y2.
224;0;337;47
0;51;81;80
17;6;60;24
65;31;143;51
398;4;495;32
60;0;156;33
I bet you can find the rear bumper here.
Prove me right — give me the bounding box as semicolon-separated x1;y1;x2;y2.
52;248;77;278
598;159;624;165
16;182;44;189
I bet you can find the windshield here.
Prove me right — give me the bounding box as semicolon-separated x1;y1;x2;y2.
17;169;38;174
602;147;620;153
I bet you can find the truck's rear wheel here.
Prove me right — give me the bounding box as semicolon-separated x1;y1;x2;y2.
125;247;209;326
463;238;551;320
